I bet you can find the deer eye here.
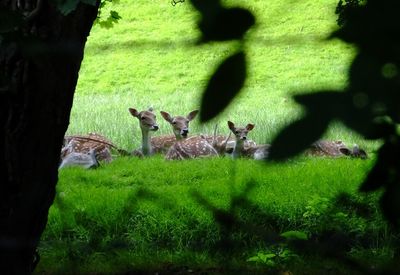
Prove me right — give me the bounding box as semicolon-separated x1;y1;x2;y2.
172;121;177;124
235;131;239;134
141;117;146;120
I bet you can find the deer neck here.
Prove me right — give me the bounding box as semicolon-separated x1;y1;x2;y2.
141;129;152;156
233;139;244;159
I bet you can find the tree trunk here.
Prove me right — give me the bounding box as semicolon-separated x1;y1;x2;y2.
0;1;99;273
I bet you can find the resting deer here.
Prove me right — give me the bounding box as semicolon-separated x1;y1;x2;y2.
159;110;199;140
129;107;160;156
59;149;99;169
305;140;368;159
129;108;200;156
161;110;219;160
227;121;270;159
59;133;120;169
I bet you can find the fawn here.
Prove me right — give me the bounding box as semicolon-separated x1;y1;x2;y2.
227;121;270;159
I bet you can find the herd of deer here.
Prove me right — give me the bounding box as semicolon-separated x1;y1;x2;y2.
59;107;368;169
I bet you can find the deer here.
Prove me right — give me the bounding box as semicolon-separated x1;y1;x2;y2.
129;107;160;156
129;108;201;156
59;132;121;169
59;149;99;169
226;121;270;159
159;110;199;140
305;140;368;159
165;135;219;160
159;110;219;160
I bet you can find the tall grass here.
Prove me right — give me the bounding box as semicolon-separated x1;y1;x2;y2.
67;0;374;151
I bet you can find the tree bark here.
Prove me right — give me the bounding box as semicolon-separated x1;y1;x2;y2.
0;0;99;273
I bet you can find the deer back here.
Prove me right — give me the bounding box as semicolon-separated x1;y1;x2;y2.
165;136;218;160
150;135;178;154
62;133;114;162
306;140;367;159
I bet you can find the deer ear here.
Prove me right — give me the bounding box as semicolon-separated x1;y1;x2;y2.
148;106;154;112
160;111;173;123
246;124;255;131
227;121;235;131
187;110;199;121
129;108;139;118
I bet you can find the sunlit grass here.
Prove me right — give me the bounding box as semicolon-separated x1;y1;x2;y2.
37;157;382;273
68;0;371;152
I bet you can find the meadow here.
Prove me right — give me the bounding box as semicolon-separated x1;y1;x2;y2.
35;0;395;274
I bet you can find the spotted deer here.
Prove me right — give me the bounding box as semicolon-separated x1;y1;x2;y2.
305;140;368;159
160;110;219;160
165;135;219;160
59;149;99;169
59;133;120;169
129;107;160;156
227;121;269;159
159;110;199;139
61;133;116;162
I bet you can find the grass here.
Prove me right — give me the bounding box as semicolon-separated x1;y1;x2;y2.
35;0;396;273
36;157;397;274
67;0;373;151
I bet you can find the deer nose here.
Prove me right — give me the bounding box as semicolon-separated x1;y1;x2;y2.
242;136;247;140
182;129;189;134
153;125;159;130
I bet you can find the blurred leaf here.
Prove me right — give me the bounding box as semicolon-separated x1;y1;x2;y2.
294;91;346;115
0;10;23;33
190;0;220;16
281;231;308;241
200;51;246;122
52;0;80;15
359;140;398;192
199;8;255;42
381;183;400;227
190;0;254;42
81;0;97;5
269;113;331;161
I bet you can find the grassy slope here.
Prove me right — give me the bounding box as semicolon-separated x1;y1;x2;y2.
68;0;369;151
37;157;381;273
35;1;392;273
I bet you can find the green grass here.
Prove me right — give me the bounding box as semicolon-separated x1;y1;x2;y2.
67;0;374;152
36;0;396;273
36;157;397;274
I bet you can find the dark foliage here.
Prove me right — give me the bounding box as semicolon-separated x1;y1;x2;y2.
200;51;247;122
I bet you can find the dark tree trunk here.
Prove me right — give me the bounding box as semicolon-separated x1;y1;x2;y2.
0;0;99;273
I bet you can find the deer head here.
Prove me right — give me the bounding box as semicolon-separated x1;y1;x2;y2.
227;121;255;158
228;121;255;142
160;110;199;139
129;107;159;156
129;107;159;133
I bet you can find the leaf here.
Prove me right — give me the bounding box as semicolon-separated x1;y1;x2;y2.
269;113;331;161
190;0;254;42
360;138;400;192
52;0;80;15
281;231;308;241
190;0;220;16
380;182;400;227
200;51;246;122
81;0;97;5
198;8;255;42
0;10;23;33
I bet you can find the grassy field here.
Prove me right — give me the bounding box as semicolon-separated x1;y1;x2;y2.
67;0;370;151
35;0;396;274
36;157;396;274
